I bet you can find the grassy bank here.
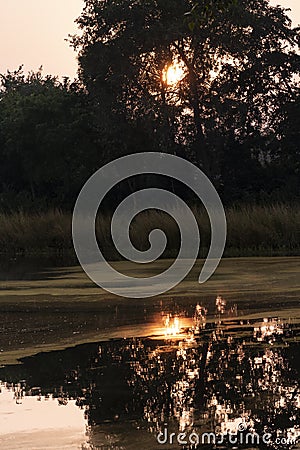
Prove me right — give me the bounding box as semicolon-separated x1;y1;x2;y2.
0;204;299;257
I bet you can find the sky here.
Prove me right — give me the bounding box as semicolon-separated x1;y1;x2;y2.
0;385;87;448
0;0;299;80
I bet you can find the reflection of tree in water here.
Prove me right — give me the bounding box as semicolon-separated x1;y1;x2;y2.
0;325;299;449
118;337;299;448
204;342;299;448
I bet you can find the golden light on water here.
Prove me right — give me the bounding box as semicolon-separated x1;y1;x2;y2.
164;314;181;336
162;61;185;86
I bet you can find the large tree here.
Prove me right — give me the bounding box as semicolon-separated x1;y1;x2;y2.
71;0;300;190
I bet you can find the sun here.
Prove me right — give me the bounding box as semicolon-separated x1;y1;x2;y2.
162;61;186;86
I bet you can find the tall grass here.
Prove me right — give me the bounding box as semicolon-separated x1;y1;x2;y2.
0;204;299;257
225;204;300;256
0;210;72;254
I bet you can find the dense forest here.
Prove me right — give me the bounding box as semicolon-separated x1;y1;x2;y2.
0;0;299;255
0;0;299;211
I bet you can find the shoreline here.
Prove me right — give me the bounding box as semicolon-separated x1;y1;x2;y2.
0;256;299;365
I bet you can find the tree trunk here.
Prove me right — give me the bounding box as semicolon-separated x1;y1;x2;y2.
189;71;210;175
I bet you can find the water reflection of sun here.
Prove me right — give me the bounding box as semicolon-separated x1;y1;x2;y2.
162;61;185;86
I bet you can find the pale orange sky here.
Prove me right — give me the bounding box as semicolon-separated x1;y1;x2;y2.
0;0;299;79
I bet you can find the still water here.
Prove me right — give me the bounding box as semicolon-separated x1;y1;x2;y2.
0;257;299;449
0;317;299;449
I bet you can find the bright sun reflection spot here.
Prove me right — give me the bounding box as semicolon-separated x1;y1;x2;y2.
162;62;185;86
164;314;181;336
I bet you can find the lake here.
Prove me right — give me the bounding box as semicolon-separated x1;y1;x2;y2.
0;256;299;449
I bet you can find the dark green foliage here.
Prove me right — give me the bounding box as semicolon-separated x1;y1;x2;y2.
0;1;300;211
0;67;100;210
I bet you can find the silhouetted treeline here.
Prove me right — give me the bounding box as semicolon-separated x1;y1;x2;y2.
0;0;299;212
